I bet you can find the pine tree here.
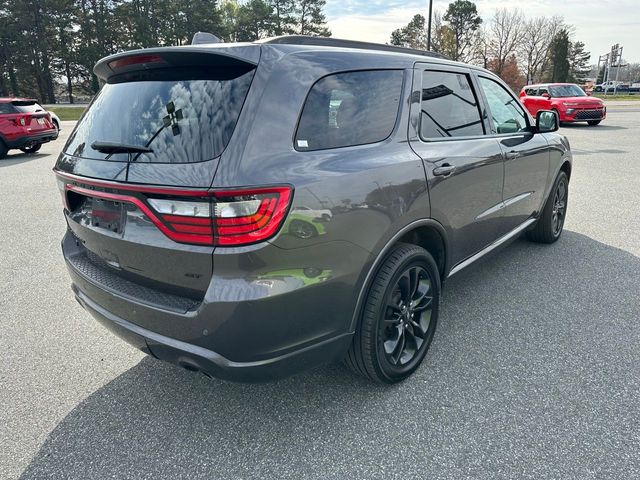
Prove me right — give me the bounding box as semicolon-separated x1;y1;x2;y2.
270;0;296;35
546;29;570;82
443;0;482;62
569;40;591;83
390;14;427;49
296;0;330;37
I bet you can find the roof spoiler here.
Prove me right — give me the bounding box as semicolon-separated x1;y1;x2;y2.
94;46;259;82
192;32;223;45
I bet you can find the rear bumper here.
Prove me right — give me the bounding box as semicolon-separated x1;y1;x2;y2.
62;230;365;381
73;286;352;382
4;130;58;148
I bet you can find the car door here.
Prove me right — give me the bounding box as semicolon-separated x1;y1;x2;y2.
475;74;550;230
408;64;505;267
524;87;540;115
537;86;552;113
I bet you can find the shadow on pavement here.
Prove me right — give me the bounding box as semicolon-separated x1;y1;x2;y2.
560;123;627;131
20;231;640;479
0;152;48;168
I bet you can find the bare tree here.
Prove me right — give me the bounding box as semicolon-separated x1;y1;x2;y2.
488;9;523;75
519;15;564;84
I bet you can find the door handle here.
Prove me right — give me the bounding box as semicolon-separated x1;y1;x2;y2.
433;164;456;177
505;151;520;160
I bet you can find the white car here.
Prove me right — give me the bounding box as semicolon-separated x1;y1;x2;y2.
48;110;61;136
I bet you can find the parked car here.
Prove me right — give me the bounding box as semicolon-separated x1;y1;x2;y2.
520;83;606;125
54;36;572;383
48;110;61;134
593;80;624;92
0;98;58;158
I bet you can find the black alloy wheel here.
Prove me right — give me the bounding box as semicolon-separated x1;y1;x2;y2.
345;243;440;383
527;170;569;244
551;177;567;237
382;265;434;366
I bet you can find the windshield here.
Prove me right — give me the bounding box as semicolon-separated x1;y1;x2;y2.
64;67;254;163
549;84;586;98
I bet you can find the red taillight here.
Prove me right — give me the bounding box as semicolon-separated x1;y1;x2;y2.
56;173;293;247
212;187;292;246
108;54;166;70
148;186;293;246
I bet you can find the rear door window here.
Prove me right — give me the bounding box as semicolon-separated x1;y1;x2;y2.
419;70;485;139
0;103;14;114
64;67;255;163
295;70;403;151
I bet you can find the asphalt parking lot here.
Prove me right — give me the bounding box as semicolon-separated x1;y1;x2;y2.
2;108;639;479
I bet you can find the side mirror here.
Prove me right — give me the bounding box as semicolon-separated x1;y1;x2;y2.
541;92;551;99
536;110;558;133
586;91;592;96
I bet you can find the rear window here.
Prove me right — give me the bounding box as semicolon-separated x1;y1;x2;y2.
12;102;45;113
64;67;254;163
295;70;403;151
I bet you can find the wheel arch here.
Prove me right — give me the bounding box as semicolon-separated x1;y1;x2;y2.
560;159;571;180
349;219;449;332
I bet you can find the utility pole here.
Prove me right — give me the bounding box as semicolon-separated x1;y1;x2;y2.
427;0;433;50
613;45;623;95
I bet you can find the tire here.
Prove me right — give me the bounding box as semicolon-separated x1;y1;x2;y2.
345;243;440;383
526;171;569;244
53;119;59;131
288;219;317;239
20;144;42;154
0;140;7;159
588;120;601;126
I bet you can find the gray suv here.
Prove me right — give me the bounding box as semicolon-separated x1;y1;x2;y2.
54;36;571;383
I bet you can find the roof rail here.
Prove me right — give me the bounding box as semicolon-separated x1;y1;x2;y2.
260;36;444;59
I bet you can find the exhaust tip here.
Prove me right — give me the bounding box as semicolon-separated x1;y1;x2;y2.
178;361;199;372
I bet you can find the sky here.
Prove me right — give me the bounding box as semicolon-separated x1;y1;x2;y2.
325;0;640;63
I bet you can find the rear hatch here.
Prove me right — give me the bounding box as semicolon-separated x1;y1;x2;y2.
55;45;262;304
8;100;55;134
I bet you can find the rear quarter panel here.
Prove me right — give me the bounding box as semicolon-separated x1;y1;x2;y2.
212;48;431;335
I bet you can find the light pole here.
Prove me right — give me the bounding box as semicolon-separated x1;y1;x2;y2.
427;0;433;51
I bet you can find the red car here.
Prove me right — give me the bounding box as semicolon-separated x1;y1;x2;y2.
519;83;606;126
0;98;58;158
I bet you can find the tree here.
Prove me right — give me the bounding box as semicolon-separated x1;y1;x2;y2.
569;40;591;83
518;16;564;84
270;0;296;35
0;0;333;101
296;0;330;36
236;0;275;41
487;9;523;76
443;0;482;62
390;14;428;50
488;54;524;91
546;29;571;82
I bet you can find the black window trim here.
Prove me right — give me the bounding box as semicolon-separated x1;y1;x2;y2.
292;68;407;153
474;73;533;138
415;65;490;143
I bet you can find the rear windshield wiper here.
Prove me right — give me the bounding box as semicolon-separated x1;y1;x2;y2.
91;141;153;154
